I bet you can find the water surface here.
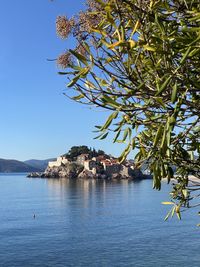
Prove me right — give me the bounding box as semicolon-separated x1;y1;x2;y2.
0;174;199;267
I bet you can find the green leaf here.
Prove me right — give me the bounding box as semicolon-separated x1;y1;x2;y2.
176;206;181;220
108;41;124;50
69;49;88;65
167;167;174;180
169;116;176;127
67;68;89;87
132;138;136;149
118;144;131;163
143;45;156;51
153;125;163;147
101;95;120;108
155;97;166;108
180;47;192;65
94;125;102;129
160;128;167;155
164;208;172;221
182;27;200;32
113;130;121;143
72;94;85;101
128;40;136;49
122;128;129;141
128;128;132;139
67;75;81;87
101;111;118;131
171;206;175;218
156;76;172;96
99;132;109;140
171;82;178;103
182;189;188;199
58;71;76;75
94;133;104;139
193;126;200;133
162;202;174;205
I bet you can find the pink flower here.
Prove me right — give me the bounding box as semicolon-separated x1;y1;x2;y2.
56;16;75;39
57;52;72;68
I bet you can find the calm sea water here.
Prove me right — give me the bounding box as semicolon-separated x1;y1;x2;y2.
0;174;200;267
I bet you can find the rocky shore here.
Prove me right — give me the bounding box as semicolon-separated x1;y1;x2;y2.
27;162;151;180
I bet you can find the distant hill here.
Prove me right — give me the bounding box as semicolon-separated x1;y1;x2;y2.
0;159;42;173
24;159;56;171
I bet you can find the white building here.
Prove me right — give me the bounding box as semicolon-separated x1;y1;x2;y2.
77;154;89;165
84;160;97;175
48;156;69;168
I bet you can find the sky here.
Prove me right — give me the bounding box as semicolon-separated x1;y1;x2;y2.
0;0;127;161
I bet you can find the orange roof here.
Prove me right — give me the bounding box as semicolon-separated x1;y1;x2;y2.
100;159;110;163
110;160;118;164
104;162;112;166
97;155;106;160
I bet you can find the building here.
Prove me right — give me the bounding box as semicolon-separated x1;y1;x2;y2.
83;160;97;175
100;159;121;175
77;154;89;166
84;160;96;171
48;156;69;168
120;165;131;177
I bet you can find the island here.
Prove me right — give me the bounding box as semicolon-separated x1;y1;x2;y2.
27;146;151;180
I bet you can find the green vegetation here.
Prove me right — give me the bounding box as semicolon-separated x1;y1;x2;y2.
56;0;200;219
67;162;84;174
64;145;106;160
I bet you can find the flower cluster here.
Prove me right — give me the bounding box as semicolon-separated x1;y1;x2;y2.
56;16;75;39
78;10;102;34
86;0;105;11
57;51;72;68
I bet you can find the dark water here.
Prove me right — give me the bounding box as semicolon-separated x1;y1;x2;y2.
0;174;200;267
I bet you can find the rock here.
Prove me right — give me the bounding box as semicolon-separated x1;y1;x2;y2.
98;174;107;180
78;169;97;179
27;172;43;178
43;162;83;178
131;169;152;179
111;173;123;179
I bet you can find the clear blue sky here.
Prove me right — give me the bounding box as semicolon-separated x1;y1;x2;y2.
0;0;127;161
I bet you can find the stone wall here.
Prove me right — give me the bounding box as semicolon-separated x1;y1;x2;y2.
48;157;69;168
77;154;89;166
105;164;121;176
84;160;96;171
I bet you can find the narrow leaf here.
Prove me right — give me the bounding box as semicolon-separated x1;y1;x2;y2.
156;76;172;96
171;82;178;103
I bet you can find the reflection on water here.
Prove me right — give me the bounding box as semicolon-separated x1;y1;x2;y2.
46;178;144;212
0;175;200;267
47;178;131;198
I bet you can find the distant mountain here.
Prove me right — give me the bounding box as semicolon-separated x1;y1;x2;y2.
0;159;41;173
24;159;56;171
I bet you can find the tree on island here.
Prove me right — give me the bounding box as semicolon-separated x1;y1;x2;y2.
64;145;91;160
55;0;200;220
64;145;107;160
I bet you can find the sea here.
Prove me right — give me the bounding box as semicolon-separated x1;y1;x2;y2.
0;173;200;267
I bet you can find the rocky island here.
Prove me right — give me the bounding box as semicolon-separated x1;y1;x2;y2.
27;146;151;180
